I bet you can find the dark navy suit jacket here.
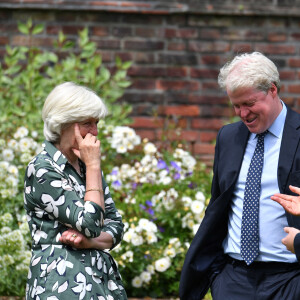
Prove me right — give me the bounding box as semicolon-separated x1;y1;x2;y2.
179;107;300;300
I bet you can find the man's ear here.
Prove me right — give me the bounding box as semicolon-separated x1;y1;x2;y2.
269;82;278;98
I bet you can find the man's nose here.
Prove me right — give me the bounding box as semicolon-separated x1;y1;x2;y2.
240;107;249;118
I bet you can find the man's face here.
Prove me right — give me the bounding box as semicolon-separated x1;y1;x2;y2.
228;85;282;134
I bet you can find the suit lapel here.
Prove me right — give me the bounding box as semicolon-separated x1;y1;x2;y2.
278;107;300;193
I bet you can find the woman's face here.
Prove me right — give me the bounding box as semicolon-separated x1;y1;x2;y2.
60;117;99;151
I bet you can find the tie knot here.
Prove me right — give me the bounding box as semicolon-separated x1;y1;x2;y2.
257;130;268;139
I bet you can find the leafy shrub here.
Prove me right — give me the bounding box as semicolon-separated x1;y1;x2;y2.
0;20;212;298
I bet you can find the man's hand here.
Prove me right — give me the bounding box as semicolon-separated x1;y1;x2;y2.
271;185;300;216
281;227;300;253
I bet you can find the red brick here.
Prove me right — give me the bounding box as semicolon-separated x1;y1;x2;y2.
92;26;110;37
131;117;164;129
134;52;155;64
279;71;296;80
159;105;200;116
134;129;156;141
288;58;300;68
128;66;166;77
189;41;230;53
190;68;219;79
201;55;221;65
0;36;9;45
244;31;264;41
112;27;133;37
189;95;229;105
156;80;199;91
124;40;164;51
166;67;188;77
192;118;224;130
202;82;220;90
168;42;186;51
256;44;295;54
162;28;198;39
135;28;156;37
200;106;233;117
131;79;156;90
158;53;197;65
198;29;221;39
114;52;133;61
199;131;218;143
11;35;54;47
288;85;300;93
95;39;120;49
268;33;287;42
232;43;253;53
123;92;164;104
291;33;300;40
193;143;215;155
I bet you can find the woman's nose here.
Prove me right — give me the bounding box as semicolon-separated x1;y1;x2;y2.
90;124;98;136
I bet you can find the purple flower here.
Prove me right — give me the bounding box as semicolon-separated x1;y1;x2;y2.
112;180;121;187
132;182;138;190
145;200;153;207
170;161;181;171
140;204;146;210
173;172;181;180
157;159;168;169
111;169;118;175
148;208;155;216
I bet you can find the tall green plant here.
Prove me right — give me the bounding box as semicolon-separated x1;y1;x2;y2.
0;19;132;138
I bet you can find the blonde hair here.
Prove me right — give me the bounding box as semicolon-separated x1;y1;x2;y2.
42;82;107;142
218;52;280;93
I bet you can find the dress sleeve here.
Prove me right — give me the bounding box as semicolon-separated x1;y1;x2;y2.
101;175;124;249
24;157;104;238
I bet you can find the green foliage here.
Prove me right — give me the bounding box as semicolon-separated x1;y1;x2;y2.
0;19;132;139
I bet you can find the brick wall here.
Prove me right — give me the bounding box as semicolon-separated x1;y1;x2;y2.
1;1;300;165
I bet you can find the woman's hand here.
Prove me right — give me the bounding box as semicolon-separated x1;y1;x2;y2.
60;229;93;249
60;229;113;250
271;185;300;216
72;123;101;168
281;227;300;253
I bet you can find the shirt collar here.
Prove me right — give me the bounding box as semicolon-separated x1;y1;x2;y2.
250;100;286;141
43;140;68;170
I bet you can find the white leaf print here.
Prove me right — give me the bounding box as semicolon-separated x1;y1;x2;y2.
50;180;63;188
76;272;86;283
98;297;105;300
85;202;96;213
33;229;48;243
47;296;59;300
57;259;66;275
107;296;114;300
86;283;92;292
72;285;82;293
56;195;65;206
105;186;109;195
32;256;42;266
105;198;113;204
47;259;57;273
36;168;48;178
85;267;93;275
25;186;31;194
58;281;68;293
85;228;91;237
66;207;70;218
52;281;59;292
27;163;35;177
97;257;102;270
74;201;84;208
41;194;53;204
108;280;118;291
53;151;61;162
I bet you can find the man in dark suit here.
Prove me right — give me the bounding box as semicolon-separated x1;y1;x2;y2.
179;52;300;300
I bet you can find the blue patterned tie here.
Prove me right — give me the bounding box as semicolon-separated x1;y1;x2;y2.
241;132;267;265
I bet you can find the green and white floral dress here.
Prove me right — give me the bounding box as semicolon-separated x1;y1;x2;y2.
24;141;127;300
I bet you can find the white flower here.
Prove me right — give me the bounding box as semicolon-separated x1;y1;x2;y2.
146;231;157;244
140;271;151;283
146;264;155;274
19;137;32;152
193;224;200;235
14;126;29;139
131;233;143;246
132;276;143;288
182;196;192;206
123;228;134;243
195;191;206;202
155;257;171;272
8;165;18;176
164;247;176;258
2;149;14;161
7;139;18;150
191;200;205;214
138;218;150;230
144;142;157;155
